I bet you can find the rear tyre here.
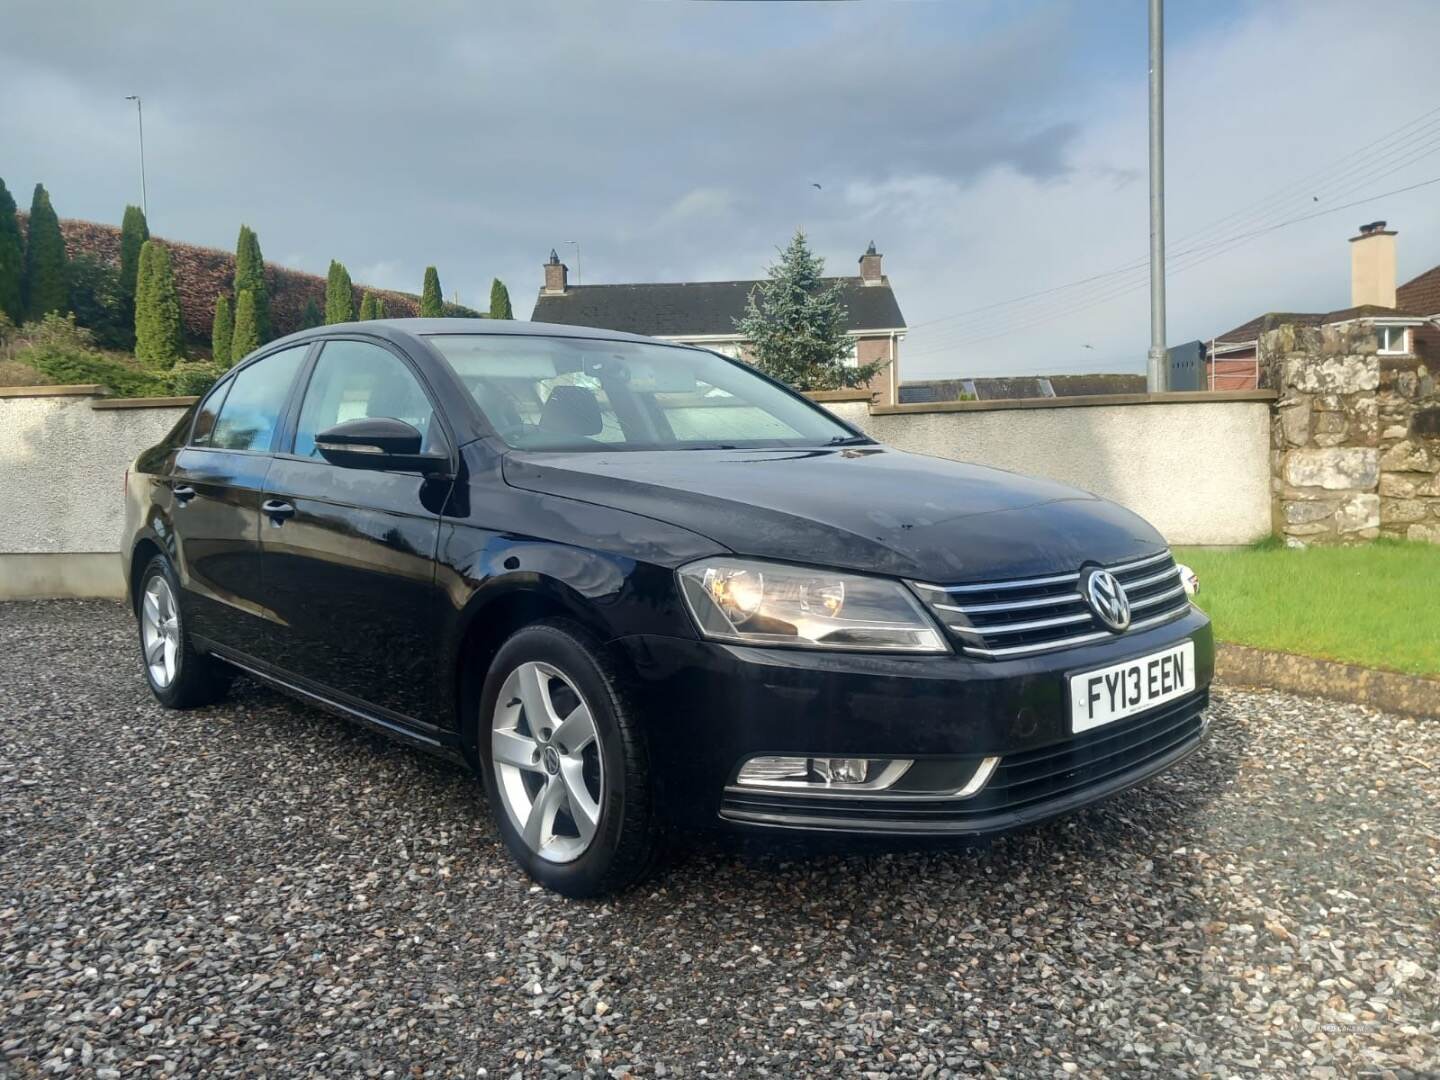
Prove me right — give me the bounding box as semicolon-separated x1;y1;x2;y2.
136;554;234;709
477;619;659;898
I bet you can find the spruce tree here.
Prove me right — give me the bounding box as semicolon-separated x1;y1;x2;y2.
118;204;149;332
301;296;323;329
133;240;184;369
358;292;376;321
0;178;23;325
22;183;69;321
231;289;260;360
233;224;270;341
489;278;513;319
325;260;355;324
420;266;443;317
211;294;234;367
735;229;881;391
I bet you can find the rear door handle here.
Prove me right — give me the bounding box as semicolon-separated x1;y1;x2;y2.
172;484;197;504
262;499;295;524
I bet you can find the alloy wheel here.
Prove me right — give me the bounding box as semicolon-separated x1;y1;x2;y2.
490;660;604;864
141;575;180;688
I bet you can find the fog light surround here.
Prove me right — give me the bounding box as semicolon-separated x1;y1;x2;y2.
1176;563;1199;597
735;756;912;791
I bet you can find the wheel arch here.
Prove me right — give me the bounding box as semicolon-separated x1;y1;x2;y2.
451;579;615;763
126;536;166;614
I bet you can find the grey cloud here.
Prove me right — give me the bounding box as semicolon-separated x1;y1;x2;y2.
0;0;1086;313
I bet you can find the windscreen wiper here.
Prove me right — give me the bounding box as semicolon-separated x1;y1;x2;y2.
824;435;874;446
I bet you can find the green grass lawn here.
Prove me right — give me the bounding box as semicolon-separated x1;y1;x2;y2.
1174;539;1440;678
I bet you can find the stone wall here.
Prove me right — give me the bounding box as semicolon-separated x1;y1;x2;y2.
1260;321;1440;544
1378;357;1440;542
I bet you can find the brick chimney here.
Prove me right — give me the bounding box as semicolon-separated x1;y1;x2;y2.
858;241;883;286
1349;221;1396;308
543;249;568;294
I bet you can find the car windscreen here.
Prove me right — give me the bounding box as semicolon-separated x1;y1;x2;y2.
425;334;862;451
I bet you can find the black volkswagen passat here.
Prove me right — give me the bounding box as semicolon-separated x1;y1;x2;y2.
122;319;1212;896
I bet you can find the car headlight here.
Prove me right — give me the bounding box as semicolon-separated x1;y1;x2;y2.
677;557;948;653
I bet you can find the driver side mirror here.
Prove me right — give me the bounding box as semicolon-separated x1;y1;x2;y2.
314;417;450;475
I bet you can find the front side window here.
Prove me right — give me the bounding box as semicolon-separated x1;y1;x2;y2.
292;340;438;458
426;334;858;452
209;345;309;452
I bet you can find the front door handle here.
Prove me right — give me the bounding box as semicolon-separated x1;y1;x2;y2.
262;499;295;524
172;484;197;505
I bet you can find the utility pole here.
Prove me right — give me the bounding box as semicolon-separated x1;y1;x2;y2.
1146;0;1168;392
124;95;148;219
566;240;581;286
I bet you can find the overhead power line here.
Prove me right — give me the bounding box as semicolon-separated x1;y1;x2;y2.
903;172;1440;359
906;102;1440;341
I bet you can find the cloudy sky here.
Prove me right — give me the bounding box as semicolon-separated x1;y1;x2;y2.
4;0;1440;379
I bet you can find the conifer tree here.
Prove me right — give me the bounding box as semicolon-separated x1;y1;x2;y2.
301;296;323;329
0;178;24;324
22;183;69;321
211;294;234;367
231;289;260;360
358;292;376;320
373;296;385;319
325;260;354;323
233;224;270;341
420;266;443;317
118;205;149;333
489;277;513;319
133;240;184;369
735;229;881;391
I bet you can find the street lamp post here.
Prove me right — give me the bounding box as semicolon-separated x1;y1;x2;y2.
124;95;148;218
566;240;581;286
1145;0;1168;392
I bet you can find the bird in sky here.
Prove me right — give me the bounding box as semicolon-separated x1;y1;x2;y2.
812;182;822;190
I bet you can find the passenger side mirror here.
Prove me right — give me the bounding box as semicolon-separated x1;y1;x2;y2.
314;417;449;475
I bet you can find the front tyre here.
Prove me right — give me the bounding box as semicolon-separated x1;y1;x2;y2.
136;555;233;709
478;620;659;897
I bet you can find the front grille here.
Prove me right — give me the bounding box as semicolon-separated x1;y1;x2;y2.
719;691;1208;832
912;550;1191;659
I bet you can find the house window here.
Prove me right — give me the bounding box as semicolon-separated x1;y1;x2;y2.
1377;326;1410;355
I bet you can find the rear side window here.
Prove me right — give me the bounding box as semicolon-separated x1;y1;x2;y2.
210;346;308;452
190;379;232;446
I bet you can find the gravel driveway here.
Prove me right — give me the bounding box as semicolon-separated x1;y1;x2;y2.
1;601;1436;1079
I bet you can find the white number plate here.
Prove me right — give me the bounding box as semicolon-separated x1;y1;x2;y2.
1069;641;1195;734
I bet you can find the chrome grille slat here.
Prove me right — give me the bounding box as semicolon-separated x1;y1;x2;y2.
947;610;1094;636
1120;565;1181;590
936;593;1086;615
912;551;1191;661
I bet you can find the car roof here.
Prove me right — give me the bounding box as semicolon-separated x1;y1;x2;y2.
264;318;679;352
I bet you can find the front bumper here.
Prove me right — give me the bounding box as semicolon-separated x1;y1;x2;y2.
612;605;1213;838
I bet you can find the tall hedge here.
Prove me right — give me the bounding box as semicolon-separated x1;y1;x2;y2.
358;292;376;321
118;205;149;330
420;266;443;317
22;184;68;322
233;225;270;342
325;260;354;324
133;240;184;369
489;278;513;320
0;178;22;324
301;296;323;329
231;289;260;360
211;294;234;367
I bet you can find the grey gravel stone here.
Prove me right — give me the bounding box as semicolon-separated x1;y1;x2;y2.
1;601;1437;1077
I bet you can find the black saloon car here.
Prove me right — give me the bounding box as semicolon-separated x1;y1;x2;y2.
122;319;1212;896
